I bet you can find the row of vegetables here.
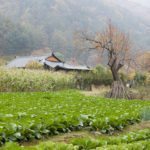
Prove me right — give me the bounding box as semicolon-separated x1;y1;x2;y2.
0;91;149;147
1;129;150;150
71;129;150;149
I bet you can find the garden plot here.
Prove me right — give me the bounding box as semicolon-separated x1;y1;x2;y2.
0;91;149;148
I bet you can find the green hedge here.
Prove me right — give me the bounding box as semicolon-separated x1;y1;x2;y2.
75;66;113;89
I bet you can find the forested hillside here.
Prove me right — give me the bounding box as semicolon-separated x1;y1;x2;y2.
0;0;149;57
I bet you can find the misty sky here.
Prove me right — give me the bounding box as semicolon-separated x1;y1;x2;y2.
129;0;150;7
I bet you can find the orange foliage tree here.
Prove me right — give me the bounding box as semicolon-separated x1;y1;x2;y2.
83;22;132;99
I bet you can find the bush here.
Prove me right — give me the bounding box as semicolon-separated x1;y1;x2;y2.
120;72;128;82
75;66;113;90
134;72;147;85
92;66;113;85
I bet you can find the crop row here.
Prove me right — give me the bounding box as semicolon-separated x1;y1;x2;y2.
71;129;150;149
96;140;150;150
1;141;149;150
1;129;150;150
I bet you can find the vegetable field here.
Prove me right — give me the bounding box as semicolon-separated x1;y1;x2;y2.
0;90;149;149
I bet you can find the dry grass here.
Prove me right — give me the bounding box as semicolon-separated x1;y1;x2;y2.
0;67;76;92
81;85;110;97
82;85;150;100
124;121;150;133
130;86;150;100
0;58;7;66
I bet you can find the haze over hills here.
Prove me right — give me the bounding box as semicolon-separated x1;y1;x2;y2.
128;0;150;8
0;0;149;59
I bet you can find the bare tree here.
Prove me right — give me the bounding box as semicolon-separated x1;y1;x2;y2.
83;22;132;99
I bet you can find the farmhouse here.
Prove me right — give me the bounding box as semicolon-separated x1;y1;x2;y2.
7;53;90;71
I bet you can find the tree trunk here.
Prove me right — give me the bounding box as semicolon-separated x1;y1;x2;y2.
107;80;130;99
107;68;130;99
111;68;119;81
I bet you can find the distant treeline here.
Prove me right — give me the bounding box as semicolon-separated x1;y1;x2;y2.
0;15;45;55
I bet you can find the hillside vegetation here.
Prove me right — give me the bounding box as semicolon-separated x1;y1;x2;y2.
0;0;149;56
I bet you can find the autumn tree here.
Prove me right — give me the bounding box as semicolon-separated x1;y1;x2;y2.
83;22;131;99
136;52;150;72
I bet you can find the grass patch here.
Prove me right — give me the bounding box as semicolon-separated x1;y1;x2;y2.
130;86;150;100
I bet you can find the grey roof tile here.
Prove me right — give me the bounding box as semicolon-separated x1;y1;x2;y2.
44;60;90;70
7;56;46;68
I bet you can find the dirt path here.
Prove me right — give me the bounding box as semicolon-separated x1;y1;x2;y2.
81;85;110;97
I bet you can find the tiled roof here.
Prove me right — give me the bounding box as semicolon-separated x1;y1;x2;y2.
44;61;63;68
7;53;90;71
44;61;90;71
7;56;46;68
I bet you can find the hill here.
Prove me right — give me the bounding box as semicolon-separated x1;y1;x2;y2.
0;0;149;58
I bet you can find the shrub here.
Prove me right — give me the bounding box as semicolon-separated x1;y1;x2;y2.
120;72;128;82
134;72;147;85
75;66;113;90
